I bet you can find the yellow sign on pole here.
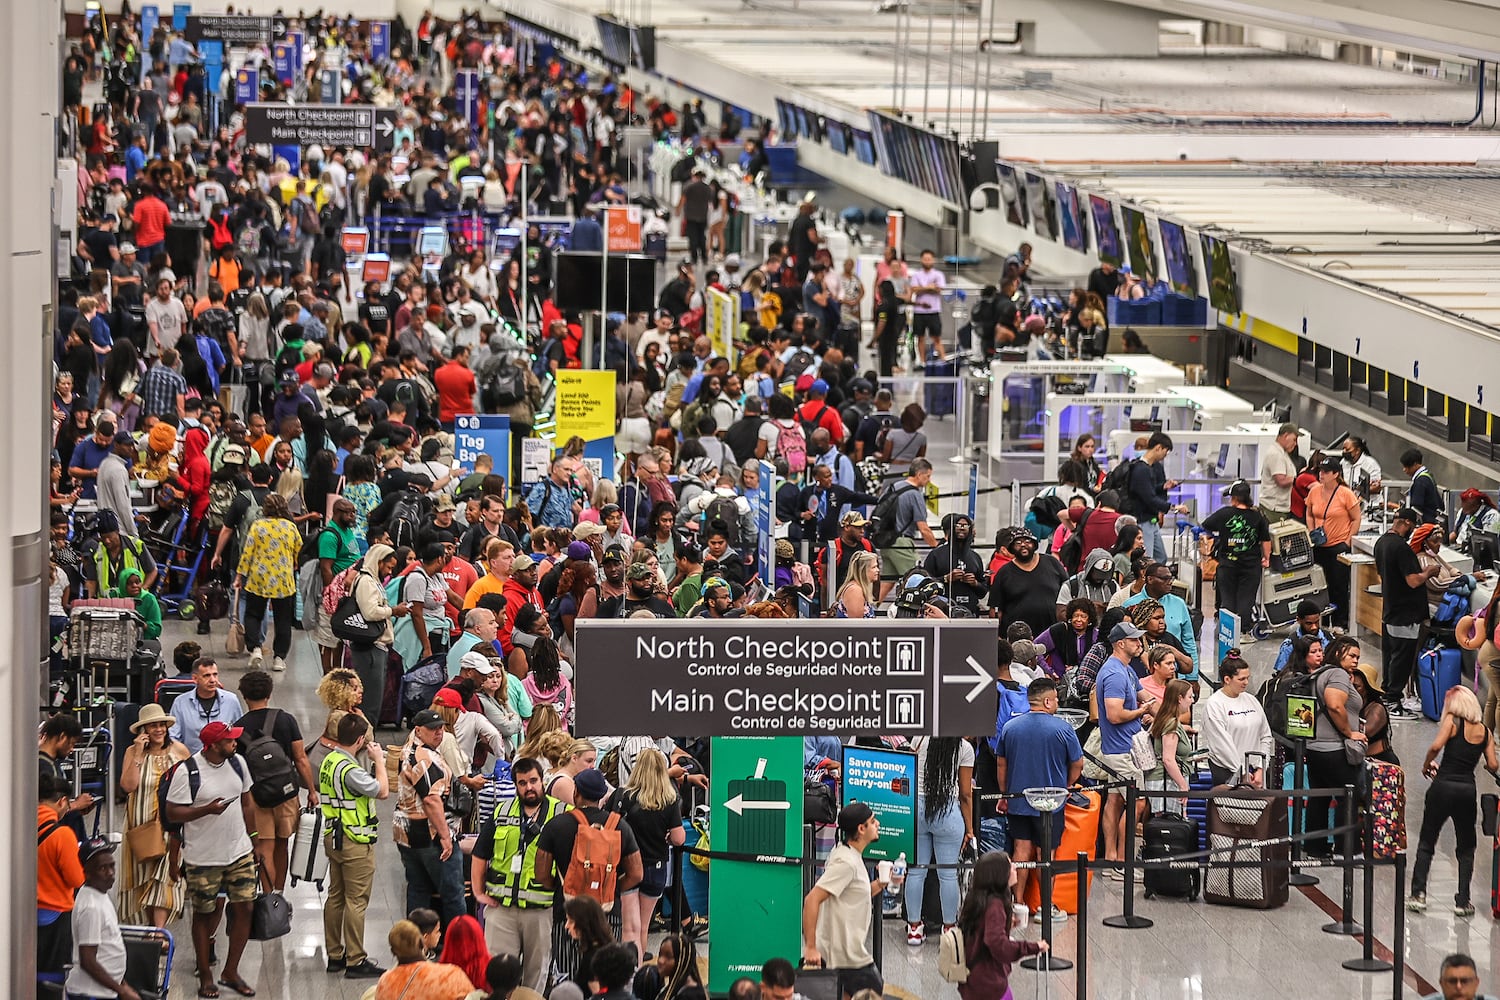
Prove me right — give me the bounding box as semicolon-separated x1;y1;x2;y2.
705;288;739;369
553;369;617;445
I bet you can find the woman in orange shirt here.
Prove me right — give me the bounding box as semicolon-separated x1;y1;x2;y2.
1305;459;1363;628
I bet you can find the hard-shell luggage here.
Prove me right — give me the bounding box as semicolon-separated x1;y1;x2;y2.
379;648;405;728
154;677;195;710
1204;790;1290;909
1364;759;1407;859
1417;645;1463;721
1022;789;1100;915
923;356;958;419
69;607;144;662
1141;812;1201;900
289;806;328;890
1186;767;1214;852
121;924;174;999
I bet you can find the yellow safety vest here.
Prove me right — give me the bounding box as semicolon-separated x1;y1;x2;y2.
318;748;379;845
92;537;147;594
485;795;567;908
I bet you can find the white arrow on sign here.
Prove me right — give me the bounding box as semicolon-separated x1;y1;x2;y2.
376;117;395;137
942;655;991;704
725;794;791;816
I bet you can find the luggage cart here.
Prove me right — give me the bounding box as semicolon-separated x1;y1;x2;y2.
151;519;209;619
121;925;175;1000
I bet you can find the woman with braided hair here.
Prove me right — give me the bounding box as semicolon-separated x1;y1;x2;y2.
902;736;975;945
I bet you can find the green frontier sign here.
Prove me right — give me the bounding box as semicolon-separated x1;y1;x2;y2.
707;737;804;993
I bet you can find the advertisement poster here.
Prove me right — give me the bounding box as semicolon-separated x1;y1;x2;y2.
454;413;510;476
708;737;803;993
369;20;390;62
1286;695;1316;740
1216;609;1240;666
604;205;642;252
553;370;615;479
841;744;916;863
234;67;257;106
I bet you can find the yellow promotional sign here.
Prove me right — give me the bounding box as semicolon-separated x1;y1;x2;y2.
705;288;738;369
553;370;616;445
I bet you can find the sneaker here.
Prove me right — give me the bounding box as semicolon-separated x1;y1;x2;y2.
1454;902;1475;917
1238;634;1257;645
1049;905;1069;923
906;923;925;946
1406;894;1427;912
1401;695;1423;713
1387;705;1419;720
272;656;287;672
248;647;264;667
1102;865;1126;881
325;958;346;974
345;959;384;979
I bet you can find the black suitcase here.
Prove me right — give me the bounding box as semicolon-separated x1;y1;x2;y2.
1141;812;1200;900
923;357;958;418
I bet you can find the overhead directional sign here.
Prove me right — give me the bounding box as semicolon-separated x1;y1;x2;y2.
184;14;273;45
574;619;998;737
242;103;399;151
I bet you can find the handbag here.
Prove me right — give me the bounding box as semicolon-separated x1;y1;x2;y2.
330;592;385;643
803;777;837;825
125;817;167;862
250;890;292;940
225;591;246;655
1130;728;1159;772
1308;488;1339;546
1343;737;1368;766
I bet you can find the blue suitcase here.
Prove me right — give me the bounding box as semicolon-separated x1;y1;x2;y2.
924;356;958;419
1417;645;1463;721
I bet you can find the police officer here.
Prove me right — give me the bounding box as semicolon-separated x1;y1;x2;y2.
469;756;568;993
318;713;389;980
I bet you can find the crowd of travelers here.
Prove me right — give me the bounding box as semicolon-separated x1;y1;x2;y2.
39;5;1500;999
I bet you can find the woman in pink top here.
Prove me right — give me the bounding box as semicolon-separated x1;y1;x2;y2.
1304;459;1363;629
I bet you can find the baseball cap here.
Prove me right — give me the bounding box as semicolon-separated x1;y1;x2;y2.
1461;487;1489;503
574;768;610;802
220;443;248;465
810;379;829;395
795;374;815;392
1393;506;1423;524
626;562;655;581
567;541;593;561
119;241;137;254
434;494;456;511
432;687;464;709
512;554;536;572
78;837;115;866
841;511;868;527
459;652;496;675
602;544;627;564
113;429;136;446
1225;479;1252;502
573;522;603;540
1109;622;1146;642
1089;554;1114;574
837;801;874;840
411;709;445;730
724;253;742;268
279;370;300;386
199;721;244;744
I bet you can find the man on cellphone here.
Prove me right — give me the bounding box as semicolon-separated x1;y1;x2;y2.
1092;622;1157;877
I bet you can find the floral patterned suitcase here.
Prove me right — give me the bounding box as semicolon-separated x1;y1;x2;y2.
1365;759;1407;859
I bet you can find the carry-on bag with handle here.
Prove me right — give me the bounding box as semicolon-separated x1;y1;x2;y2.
1364;759;1407;859
289;805;328;890
1142;812;1200;900
1204;785;1290;909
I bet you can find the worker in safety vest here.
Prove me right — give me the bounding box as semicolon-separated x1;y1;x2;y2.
317;712;389;981
85;510;158;597
470;755;568;993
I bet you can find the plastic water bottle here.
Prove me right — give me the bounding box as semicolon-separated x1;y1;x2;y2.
892;852;907;884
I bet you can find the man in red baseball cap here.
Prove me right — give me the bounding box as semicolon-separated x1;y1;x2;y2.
164;719;258;998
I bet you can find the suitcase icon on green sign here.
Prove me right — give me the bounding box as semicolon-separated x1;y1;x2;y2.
726;757;789;856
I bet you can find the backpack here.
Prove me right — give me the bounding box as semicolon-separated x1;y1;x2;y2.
772;419;808;475
207;213;232;249
938;924;970;984
1057;508;1093;575
481;364;525;409
157;754;247;837
1260;666;1326;738
871;413;898;456
870;482;916;549
703;495;741;541
799;403;831;440
293;196;320;236
1099;459;1140;515
1028;493;1067;531
233;487;266;561
236;222;262;257
241;708;299;807
321;563;359;615
782;349;816;383
205;479;238;531
387;492;431;549
562;809;623;912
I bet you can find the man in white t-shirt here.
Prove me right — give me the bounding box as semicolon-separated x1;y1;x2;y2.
802;802;901;999
165;720;257;1000
908;249;947;360
68;838;140;1000
1258;422;1299;522
144;275;188;358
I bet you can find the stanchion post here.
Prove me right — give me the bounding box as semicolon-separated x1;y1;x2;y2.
1102;783;1153;930
1342;805;1391;971
1020;790;1072;972
1322;784;1363;936
1075;851;1088;1000
670;845;686;936
1393;853;1406;999
1289;738;1318;886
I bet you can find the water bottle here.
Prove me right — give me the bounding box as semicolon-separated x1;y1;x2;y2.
892;852;907;884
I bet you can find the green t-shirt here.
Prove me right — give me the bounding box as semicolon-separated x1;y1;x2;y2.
673;573;703;617
318;523;361;572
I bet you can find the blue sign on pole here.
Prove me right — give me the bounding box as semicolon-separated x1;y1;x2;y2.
287;30;304;73
172;2;190;30
455;68;479;137
369;21;390;62
455;414;511;477
320;67;340;104
140;5;159;82
272;42;294;85
234;67;257;105
967;466;979;522
1216;609;1240;667
198;40;223;100
273;144;301;174
757;459;776;582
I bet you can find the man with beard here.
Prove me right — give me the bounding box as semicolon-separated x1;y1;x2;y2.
471;756;566;993
598;563;676;618
988;530;1069;637
923;514;988;618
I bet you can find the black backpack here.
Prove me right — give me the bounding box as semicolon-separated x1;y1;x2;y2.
388;492;432;548
1260;667;1326;738
241;708;299;807
1099;459;1140;515
799;403;831;441
297;525;338;566
783;350;816;383
482;365;526;409
870;482;915;548
704;495;741;544
1028;493;1067;531
1057;508;1093;575
157;754;247;837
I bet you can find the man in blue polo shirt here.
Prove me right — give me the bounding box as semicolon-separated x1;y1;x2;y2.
1094;621;1157;875
997;676;1082;914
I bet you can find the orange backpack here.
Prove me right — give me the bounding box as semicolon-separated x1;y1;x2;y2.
562;810;623;912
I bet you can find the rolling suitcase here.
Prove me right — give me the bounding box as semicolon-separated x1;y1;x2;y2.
1141;812;1200;900
1204;789;1290;909
923;356;958;419
1365;759;1407;860
120;925;174;1000
153;677;195;711
1417;645;1463;721
1186;767;1213;852
289;806;328;890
